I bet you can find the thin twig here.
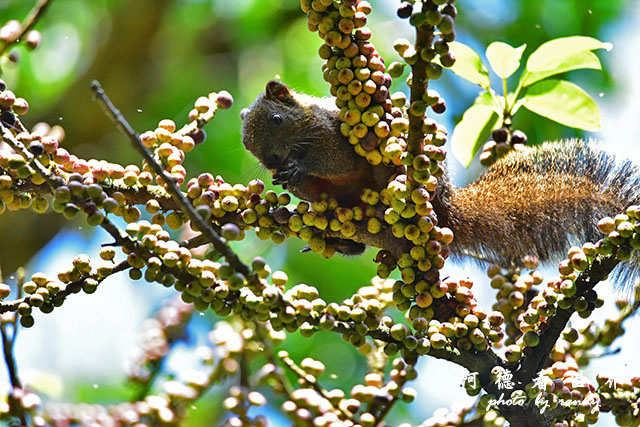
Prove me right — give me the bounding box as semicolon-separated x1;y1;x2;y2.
0;0;54;57
278;351;354;421
0;259;131;314
130;296;194;402
2;120;137;260
372;366;413;425
90;81;261;289
1;275;26;426
239;350;249;388
254;323;294;398
1;322;21;389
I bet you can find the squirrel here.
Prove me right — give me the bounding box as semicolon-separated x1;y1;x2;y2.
240;80;393;206
241;81;640;278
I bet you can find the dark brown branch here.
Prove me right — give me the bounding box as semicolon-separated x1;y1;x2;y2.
481;255;621;427
1;316;28;425
1;321;21;388
332;321;505;396
90;81;260;288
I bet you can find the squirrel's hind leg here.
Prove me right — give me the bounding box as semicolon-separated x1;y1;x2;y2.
300;238;365;256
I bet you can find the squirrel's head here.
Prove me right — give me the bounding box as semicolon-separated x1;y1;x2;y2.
241;81;304;171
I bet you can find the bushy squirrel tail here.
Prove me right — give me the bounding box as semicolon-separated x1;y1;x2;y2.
438;139;640;287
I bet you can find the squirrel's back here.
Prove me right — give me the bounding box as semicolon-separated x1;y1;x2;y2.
440;139;640;284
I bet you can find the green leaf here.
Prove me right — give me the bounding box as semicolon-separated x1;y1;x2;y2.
445;41;491;89
522;79;601;131
522;36;610;86
522;51;601;87
485;42;526;79
451;102;500;167
475;90;499;108
526;36;610;72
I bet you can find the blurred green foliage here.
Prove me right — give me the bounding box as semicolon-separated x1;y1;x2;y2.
0;0;632;424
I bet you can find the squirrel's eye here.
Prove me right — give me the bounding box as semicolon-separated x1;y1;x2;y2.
271;113;283;125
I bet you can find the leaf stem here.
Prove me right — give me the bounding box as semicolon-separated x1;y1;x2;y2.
502;77;510;114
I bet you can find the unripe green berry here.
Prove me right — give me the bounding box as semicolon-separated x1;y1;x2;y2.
20;315;35;328
430;332;448;349
522;330;540;347
166;211;184;230
123;206;141;223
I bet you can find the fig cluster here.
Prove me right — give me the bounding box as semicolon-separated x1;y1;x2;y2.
538;204;640;325
127;296;194;387
480;127;529;167
387;277;503;357
486;264;547;354
278;351;417;427
0;386;43;426
0;80;231;228
523;361;601;426
210;177;376;258
15;255;106;327
416;404;487;427
302;0;403;166
0;19;42;58
595;206;640;263
223;386;268;427
391;0;458;113
595;373;640;427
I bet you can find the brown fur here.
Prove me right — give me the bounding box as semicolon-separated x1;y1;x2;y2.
434;140;639;274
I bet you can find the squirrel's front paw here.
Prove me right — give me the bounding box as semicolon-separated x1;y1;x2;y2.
273;164;304;189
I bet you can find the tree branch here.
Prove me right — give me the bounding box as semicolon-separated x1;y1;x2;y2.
407;25;432;159
517;255;619;385
90;81;261;288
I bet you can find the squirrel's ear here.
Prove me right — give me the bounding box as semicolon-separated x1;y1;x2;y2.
265;80;293;103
